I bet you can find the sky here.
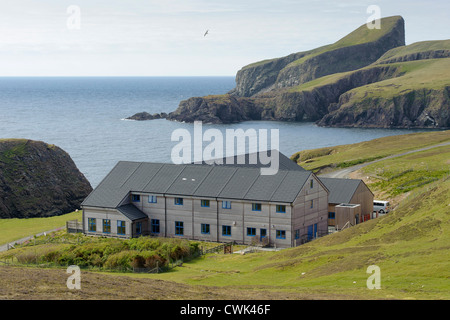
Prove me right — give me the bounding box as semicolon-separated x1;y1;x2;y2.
0;0;448;76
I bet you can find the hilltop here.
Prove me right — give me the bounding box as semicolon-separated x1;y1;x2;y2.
0;139;92;218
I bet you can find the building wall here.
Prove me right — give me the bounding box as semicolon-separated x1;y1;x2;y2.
82;207;132;238
292;174;328;246
350;182;374;218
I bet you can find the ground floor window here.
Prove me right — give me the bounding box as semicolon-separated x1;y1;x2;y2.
222;225;231;236
295;229;300;239
247;227;256;236
151;219;160;234
201;223;210;234
276;230;286;239
103;219;111;233
117;220;126;235
88;218;96;232
175;221;184;236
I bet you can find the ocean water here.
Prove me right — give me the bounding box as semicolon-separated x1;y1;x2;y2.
0;77;431;188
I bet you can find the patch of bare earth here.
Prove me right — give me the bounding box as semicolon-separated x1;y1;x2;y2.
0;265;353;300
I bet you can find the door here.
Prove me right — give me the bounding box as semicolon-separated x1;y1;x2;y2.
260;228;267;241
308;224;318;241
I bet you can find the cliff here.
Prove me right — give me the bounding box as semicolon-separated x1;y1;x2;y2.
128;16;450;129
0;139;92;218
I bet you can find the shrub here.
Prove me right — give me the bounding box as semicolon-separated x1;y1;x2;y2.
103;250;139;270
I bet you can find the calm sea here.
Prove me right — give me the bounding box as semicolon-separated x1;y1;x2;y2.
0;77;431;187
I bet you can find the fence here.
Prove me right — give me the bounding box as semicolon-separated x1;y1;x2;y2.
201;242;234;255
66;220;83;234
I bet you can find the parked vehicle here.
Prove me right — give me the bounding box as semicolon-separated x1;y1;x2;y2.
373;200;390;214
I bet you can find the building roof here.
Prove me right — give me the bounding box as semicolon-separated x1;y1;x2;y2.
82;161;313;209
318;177;362;204
193;149;306;171
116;204;148;221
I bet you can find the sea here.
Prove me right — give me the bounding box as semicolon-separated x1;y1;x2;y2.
0;77;432;188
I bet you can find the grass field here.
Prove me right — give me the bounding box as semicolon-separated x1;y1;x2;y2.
0;210;82;245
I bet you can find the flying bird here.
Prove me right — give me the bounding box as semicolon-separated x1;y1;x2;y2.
204;29;209;37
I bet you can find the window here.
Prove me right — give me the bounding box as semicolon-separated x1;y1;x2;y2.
88;218;96;232
222;225;231;236
328;212;335;219
132;194;140;202
310;179;314;189
201;224;210;235
276;230;286;239
310;200;314;209
148;195;157;203
295;229;300;240
135;221;142;235
201;200;210;208
276;205;286;213
175;221;184;236
222;201;231;209
117;220;126;235
174;198;183;206
103;219;111;233
151;219;160;234
247;227;256;237
252;203;262;211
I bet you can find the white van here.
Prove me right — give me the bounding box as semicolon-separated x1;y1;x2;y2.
373;200;390;214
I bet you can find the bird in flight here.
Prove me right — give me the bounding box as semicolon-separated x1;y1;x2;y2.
204;29;209;37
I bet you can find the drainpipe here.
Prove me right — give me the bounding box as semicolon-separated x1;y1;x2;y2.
216;198;219;243
164;195;167;237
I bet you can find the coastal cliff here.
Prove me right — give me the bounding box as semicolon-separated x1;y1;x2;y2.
128;16;450;128
0;139;92;218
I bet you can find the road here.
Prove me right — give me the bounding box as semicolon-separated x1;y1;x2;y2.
318;141;450;179
0;227;64;252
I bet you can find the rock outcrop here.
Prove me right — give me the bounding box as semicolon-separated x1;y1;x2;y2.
0;139;92;218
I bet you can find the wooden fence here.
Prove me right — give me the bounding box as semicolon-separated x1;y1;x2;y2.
66;220;83;234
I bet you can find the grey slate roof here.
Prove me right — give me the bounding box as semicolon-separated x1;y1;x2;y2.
116;204;148;221
318;177;362;204
194;149;305;171
82;161;313;209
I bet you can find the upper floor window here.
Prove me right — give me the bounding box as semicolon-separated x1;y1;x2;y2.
276;205;286;213
148;195;157;203
132;194;140;202
222;201;231;209
201;200;210;208
252;203;262;211
174;198;183;206
310;179;314;189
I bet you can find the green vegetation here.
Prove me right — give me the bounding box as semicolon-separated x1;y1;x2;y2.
376;39;450;63
0;211;82;245
291;130;450;173
0;231;202;272
361;145;450;197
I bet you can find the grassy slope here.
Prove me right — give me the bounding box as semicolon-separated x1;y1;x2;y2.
376;39;450;63
242;16;400;71
137;134;450;300
291;130;450;173
0;211;82;245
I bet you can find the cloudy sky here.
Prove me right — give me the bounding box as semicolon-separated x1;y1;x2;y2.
0;0;448;76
